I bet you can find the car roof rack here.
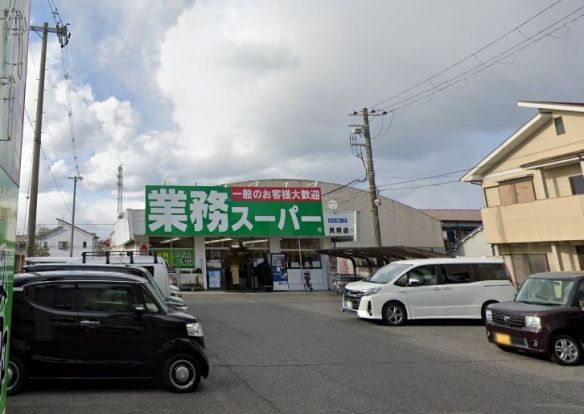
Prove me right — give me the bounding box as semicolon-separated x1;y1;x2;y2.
81;250;158;265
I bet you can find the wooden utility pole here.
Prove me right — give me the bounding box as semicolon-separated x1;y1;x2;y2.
68;175;83;257
362;108;382;248
26;24;48;258
26;23;69;257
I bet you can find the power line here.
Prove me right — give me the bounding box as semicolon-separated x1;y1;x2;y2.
376;168;471;189
373;4;584;113
24;108;71;215
379;179;461;192
28;41;61;165
46;0;79;176
369;0;564;109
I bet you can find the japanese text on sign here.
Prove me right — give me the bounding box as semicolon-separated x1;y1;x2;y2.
146;186;324;237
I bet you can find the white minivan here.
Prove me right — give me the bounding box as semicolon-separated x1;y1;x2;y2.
342;257;516;326
26;252;185;308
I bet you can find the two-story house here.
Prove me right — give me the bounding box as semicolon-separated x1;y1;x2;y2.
36;218;98;258
462;101;584;285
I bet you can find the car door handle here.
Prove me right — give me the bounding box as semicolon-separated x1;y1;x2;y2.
443;287;452;291
433;288;441;291
79;320;100;327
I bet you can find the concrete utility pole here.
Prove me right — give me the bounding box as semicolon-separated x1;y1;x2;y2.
26;23;69;257
361;108;383;248
68;175;82;257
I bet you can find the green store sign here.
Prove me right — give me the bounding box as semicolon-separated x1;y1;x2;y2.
145;185;324;237
154;249;195;269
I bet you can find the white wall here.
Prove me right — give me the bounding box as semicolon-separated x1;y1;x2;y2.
456;227;492;257
40;224;97;259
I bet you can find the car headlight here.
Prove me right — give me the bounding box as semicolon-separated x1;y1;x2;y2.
186;322;203;337
525;316;541;330
485;309;492;323
363;287;381;296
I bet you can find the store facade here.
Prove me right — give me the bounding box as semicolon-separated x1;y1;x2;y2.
120;184;354;291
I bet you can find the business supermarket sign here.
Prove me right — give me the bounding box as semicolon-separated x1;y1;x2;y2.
145;185;324;237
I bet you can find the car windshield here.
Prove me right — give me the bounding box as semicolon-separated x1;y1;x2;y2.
516;278;576;306
367;263;412;284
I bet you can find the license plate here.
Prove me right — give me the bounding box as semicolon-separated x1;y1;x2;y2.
495;333;511;346
345;300;353;309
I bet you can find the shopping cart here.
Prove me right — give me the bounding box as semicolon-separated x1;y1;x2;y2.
329;274;364;295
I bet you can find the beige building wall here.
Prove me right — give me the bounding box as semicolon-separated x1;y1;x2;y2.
464;105;584;284
490;112;584;173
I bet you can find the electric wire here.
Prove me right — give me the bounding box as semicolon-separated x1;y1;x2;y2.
379;179;461;192
47;0;80;176
24;108;72;216
376;6;584;113
376;168;471;189
369;0;565;110
28;41;60;163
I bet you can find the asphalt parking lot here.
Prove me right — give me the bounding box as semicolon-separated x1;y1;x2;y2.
8;292;584;413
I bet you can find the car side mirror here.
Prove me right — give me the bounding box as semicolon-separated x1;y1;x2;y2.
407;279;422;287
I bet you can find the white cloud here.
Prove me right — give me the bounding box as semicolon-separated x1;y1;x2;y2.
19;0;584;239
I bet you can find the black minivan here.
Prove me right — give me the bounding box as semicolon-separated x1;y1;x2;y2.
7;269;209;395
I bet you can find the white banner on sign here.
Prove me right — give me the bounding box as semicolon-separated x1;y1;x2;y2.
323;212;355;238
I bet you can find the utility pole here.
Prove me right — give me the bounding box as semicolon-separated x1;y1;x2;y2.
361;108;382;248
26;23;69;257
349;108;383;250
68;175;83;257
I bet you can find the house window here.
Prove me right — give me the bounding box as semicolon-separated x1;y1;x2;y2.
83;241;87;248
58;241;69;250
498;178;536;205
554;117;565;135
43;242;48;248
511;254;549;286
569;175;584;195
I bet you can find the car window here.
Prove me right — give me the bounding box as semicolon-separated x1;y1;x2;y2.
77;284;138;313
139;285;160;313
368;263;412;284
473;264;508;281
517;278;576;306
25;283;75;311
406;266;438;286
441;264;473;284
577;282;584;308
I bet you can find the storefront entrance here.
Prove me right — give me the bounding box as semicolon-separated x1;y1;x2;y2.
206;238;271;290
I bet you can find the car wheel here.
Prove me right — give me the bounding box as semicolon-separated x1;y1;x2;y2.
6;355;26;396
551;334;583;366
162;354;201;393
382;302;406;326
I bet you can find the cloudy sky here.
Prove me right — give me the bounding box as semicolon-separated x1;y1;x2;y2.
19;0;584;238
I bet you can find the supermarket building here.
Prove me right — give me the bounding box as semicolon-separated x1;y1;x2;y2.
110;179;445;291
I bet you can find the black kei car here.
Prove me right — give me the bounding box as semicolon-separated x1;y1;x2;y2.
7;270;209;395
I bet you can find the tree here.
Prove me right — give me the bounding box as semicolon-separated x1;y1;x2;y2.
34;225;51;257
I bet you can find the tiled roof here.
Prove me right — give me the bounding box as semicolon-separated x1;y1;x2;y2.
422;209;482;222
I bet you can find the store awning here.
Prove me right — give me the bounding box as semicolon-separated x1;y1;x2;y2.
317;246;449;264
